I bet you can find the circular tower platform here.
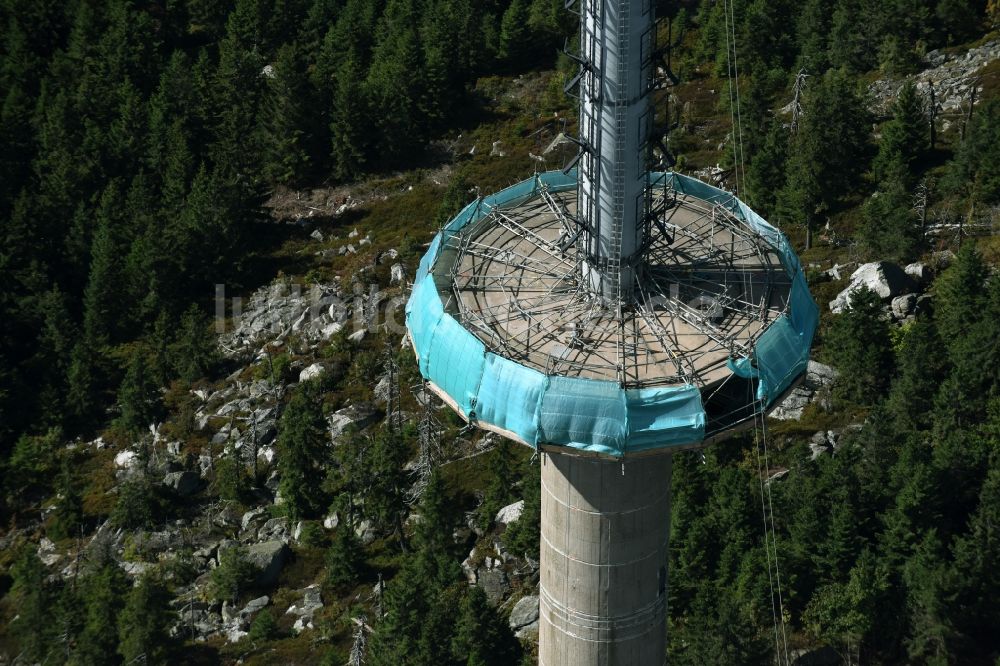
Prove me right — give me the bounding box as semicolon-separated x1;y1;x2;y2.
406;171;817;458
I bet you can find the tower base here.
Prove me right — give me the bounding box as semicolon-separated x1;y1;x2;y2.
539;451;672;665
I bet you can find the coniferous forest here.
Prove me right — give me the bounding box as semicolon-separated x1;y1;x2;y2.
2;0;1000;664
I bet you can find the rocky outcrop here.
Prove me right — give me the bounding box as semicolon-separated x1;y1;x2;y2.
299;362;326;383
495;500;524;526
163;470;202;497
771;361;838;421
328;403;379;440
829;262;912;313
286;584;324;634
509;595;540;632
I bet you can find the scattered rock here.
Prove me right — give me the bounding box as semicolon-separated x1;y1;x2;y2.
766;469;789;484
37;537;60;567
354;519;377;546
242;595;270;616
808;431;833;461
516;620;539;640
829;262;912;313
328;403;379;440
867;39;1000;118
323;513;339;530
241;507;268;532
477;568;510;605
299;363;326;383
770;361;838;421
905;262;932;286
121;561;153;577
115;450;139;471
286;585;324;634
931;249;956;269
390;263;406;284
461;549;478;585
379;248;400;264
495;500;525;526
257;517;290;543
220;279;349;354
891;293;918;319
226;625;248;643
163;470;202;497
348;329;366;343
310;229;324;242
509;595;540;630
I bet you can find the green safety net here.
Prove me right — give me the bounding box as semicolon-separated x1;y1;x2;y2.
406;171;816;456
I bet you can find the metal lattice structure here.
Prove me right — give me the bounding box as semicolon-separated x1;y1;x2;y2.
446;182;792;390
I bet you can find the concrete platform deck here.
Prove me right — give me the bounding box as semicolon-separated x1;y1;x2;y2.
434;187;791;389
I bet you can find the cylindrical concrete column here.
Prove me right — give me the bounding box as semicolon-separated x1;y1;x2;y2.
539;451;672;665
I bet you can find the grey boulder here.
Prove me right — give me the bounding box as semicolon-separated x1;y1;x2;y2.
245;541;289;587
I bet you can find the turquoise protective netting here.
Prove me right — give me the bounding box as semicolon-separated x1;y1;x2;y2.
406;171;816;456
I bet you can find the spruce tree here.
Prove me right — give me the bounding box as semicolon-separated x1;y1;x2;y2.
477;439;514;531
82;184;126;347
329;45;370;180
499;0;532;68
932;243;989;361
260;43;311;185
248;609;280;641
873;80;928;187
365;429;408;546
826;287;894;405
326;526;363;588
32;286;76;428
50;455;84;541
117;348;163;436
212;545;259;603
858;172;920;262
505;462;541;560
76;561;130;665
745;117;788;219
277;384;329;519
9;545;52;663
118;575;175;664
451;587;520;666
171;304;218;383
779;69;870;247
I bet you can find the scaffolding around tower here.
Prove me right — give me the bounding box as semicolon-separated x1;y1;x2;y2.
405;169;817;459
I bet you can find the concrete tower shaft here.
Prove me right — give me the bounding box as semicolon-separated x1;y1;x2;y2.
578;0;655;299
539;453;672;665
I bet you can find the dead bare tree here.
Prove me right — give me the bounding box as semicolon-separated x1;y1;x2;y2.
348;616;369;666
961;78;980;141
381;342;401;434
925;79;939;149
790;68;809;133
407;387;442;505
914;179;930;240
